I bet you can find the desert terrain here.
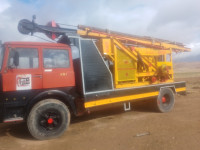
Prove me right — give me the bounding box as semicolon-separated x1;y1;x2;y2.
0;62;199;150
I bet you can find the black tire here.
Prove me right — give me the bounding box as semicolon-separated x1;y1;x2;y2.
27;99;70;140
156;88;175;113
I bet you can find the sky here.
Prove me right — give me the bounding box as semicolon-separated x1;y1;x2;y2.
0;0;200;61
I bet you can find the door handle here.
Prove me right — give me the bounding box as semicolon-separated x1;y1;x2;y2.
32;75;43;78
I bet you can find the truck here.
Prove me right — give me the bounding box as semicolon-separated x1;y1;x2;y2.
0;16;190;140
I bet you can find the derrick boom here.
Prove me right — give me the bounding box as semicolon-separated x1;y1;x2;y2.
18;17;191;88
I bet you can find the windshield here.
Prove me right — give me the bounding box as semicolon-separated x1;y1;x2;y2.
0;45;4;70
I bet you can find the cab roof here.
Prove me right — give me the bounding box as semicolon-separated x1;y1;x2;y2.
4;41;69;48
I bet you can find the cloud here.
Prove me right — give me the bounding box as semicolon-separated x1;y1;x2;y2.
0;0;199;61
147;0;200;43
173;42;200;62
0;0;10;13
0;0;10;28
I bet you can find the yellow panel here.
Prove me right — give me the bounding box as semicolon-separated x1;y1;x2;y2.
176;87;186;92
102;38;112;55
137;72;155;77
116;47;137;81
157;62;172;66
136;47;171;56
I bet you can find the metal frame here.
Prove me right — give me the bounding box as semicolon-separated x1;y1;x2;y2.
68;36;86;95
85;81;185;96
92;40;114;89
78;38;114;95
124;102;131;111
78;38;86;95
69;36;114;96
160;85;176;94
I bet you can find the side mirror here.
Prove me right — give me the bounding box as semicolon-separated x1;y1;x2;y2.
13;51;19;67
7;50;19;69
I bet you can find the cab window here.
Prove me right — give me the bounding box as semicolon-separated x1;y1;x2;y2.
158;55;164;62
8;48;39;69
43;49;70;68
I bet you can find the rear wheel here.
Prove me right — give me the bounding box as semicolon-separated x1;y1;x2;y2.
27;99;70;140
156;88;175;113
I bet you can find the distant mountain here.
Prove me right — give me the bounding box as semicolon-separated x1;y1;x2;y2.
173;62;200;73
173;54;200;62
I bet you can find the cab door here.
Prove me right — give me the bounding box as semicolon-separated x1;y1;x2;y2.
42;46;75;89
2;45;42;92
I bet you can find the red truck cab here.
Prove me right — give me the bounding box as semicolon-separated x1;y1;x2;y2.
0;42;77;124
2;42;75;90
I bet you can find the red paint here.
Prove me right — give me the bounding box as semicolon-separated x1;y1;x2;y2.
162;97;166;103
51;20;57;40
2;44;43;91
124;60;129;64
2;42;75;92
48;118;53;124
131;46;135;52
42;44;75;89
46;21;58;40
152;77;157;83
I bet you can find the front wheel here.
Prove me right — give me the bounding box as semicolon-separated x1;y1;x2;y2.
156;88;175;113
27;99;70;140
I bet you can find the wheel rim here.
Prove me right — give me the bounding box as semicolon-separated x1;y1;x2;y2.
38;109;62;131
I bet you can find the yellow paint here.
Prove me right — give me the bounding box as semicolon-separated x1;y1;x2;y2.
115;82;149;88
114;45;118;86
98;37;176;88
77;26;189;89
101;39;112;55
84;87;186;108
176;87;186;92
77;28;190;52
60;73;68;76
135;47;171;55
85;91;159;108
116;46;136;81
115;80;174;89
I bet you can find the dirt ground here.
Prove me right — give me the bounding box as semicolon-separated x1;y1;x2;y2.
0;72;200;150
